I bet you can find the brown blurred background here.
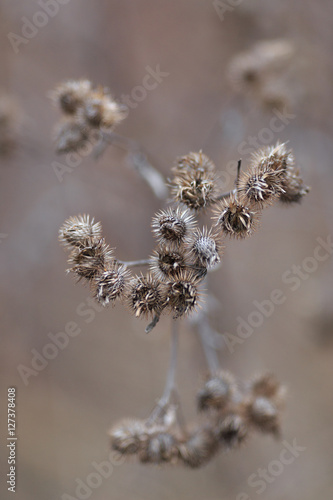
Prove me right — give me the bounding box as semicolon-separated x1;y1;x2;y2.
1;1;333;499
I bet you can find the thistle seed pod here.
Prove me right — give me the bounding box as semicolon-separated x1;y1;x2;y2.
127;273;163;319
81;92;127;129
51;79;92;114
178;427;218;468
92;263;130;306
279;166;310;204
237;165;285;208
54;118;90;154
189;227;221;269
59;214;102;250
163;270;202;319
215;414;248;448
139;432;179;464
150;245;188;280
109;419;148;455
170;152;218;211
151;207;195;246
67;238;114;282
246;397;280;436
172;151;216;176
251;143;294;173
197;371;236;411
213;194;260;239
250;373;281;399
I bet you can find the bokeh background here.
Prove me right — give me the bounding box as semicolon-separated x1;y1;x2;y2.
1;1;333;499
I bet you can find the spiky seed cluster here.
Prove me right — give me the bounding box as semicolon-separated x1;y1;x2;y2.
178;427;219;468
67;238;113;282
59;215;130;305
197;371;237;411
150;246;187;280
170;152;218;211
163;270;201;319
189;227;221;269
92;263;129;306
59;214;102;249
127;274;163;319
251;143;294;172
196;371;285;451
279;166;310;203
151;207;195;246
51;79;127;154
213;194;259;239
237;165;285;208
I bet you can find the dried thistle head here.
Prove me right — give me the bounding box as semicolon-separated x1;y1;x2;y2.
245;396;281;437
67;238;114;282
215;414;248;449
139;431;179;464
279;166;310;204
151;207;195;246
127;273;163;319
91;263;130;306
150;245;188;281
251;142;294;172
249;373;284;400
197;371;236;412
237;165;285;209
170;152;218;211
54;118;90;154
109;419;148;455
81;89;127;129
59;214;102;250
178;427;218;468
213;194;260;239
189;227;221;270
50;79;92;114
163;270;202;319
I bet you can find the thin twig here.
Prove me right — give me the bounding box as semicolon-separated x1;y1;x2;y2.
94;131;168;200
147;320;179;424
118;259;151;267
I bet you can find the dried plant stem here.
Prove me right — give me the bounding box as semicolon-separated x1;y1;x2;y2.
197;317;220;375
216;159;242;201
147;320;179;424
95;131;168;200
118;259;151;267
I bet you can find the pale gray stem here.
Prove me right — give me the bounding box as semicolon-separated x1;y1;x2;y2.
94;131;168;200
118;259;151;267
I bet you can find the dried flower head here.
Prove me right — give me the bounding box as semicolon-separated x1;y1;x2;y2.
213;194;260;239
92;263;129;306
150;245;188;280
163;270;202;319
139;431;179;464
189;227;221;269
237;165;285;208
178;427;218;468
81;90;127;129
279;166;310;204
67;238;113;282
59;214;102;250
170;152;218;211
127;273;163;319
151;207;195;246
215;414;248;448
54;119;90;154
245;396;280;436
109;419;148;455
250;373;282;399
251;143;294;172
197;371;236;411
51;79;92;114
